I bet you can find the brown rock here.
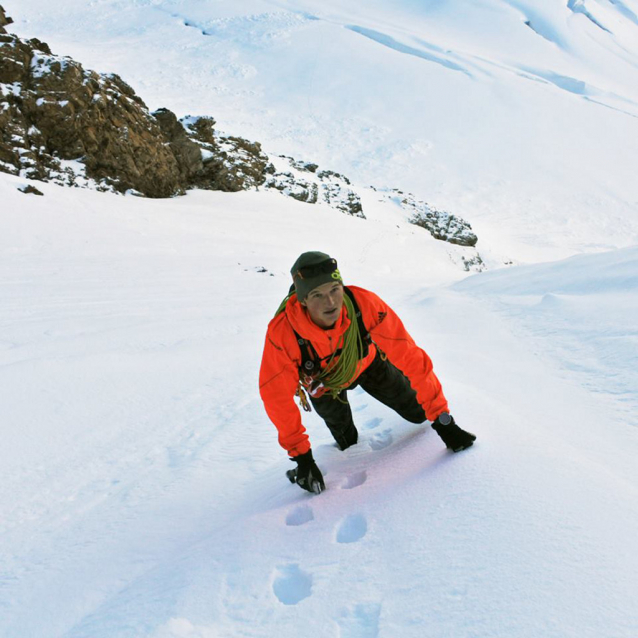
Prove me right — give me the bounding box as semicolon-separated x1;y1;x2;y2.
0;5;13;33
19;184;44;195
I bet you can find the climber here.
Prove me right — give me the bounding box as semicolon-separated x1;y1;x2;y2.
259;251;476;494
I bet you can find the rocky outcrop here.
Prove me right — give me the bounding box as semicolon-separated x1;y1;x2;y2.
0;14;269;197
180;115;270;192
387;190;478;247
265;156;365;218
0;32;183;195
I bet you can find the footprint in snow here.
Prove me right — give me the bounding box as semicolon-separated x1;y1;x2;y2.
341;470;367;490
336;514;368;544
285;505;314;526
337;602;382;638
272;564;313;605
364;417;383;430
369;429;393;450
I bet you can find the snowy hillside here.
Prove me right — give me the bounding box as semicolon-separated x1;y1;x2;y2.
2;1;638;637
2;178;637;638
10;0;638;263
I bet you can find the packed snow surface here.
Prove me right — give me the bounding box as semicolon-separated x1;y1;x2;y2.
2;175;636;637
2;1;638;637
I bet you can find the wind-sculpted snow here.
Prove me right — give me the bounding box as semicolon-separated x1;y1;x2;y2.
345;25;472;76
454;246;638;423
608;0;638;25
567;0;612;33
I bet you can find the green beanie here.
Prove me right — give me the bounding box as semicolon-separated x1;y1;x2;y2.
291;251;343;301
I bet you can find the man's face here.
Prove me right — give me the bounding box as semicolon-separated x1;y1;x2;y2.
302;281;344;328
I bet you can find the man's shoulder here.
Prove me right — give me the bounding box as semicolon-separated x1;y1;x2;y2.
267;308;293;337
345;286;393;329
345;285;384;307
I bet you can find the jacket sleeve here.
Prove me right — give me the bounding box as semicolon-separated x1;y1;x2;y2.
355;288;449;420
259;325;311;457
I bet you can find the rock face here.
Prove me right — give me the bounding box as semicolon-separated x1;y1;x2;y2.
180;114;270;192
1;32;180;195
0;13;269;197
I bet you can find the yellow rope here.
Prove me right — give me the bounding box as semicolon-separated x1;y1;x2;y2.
316;294;365;399
276;290;366;403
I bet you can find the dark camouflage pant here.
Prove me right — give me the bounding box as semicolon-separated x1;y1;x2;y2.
309;350;427;450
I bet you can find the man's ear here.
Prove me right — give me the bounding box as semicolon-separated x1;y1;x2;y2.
300;299;306;307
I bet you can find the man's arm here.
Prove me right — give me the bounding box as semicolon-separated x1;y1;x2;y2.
259;329;312;457
352;287;449;421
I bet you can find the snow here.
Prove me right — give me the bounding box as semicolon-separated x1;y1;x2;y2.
0;82;22;97
2;1;638;637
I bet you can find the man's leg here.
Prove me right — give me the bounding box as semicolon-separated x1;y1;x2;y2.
309;390;359;450
357;351;427;423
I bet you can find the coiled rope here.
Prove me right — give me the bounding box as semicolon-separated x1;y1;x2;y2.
276;291;365;399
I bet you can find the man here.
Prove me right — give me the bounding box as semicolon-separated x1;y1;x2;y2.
259;251;476;494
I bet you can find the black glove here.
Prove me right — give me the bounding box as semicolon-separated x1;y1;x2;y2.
287;450;325;494
432;413;476;452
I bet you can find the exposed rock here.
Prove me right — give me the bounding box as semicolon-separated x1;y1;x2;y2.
391;191;478;246
0;27;270;196
265;155;365;218
19;183;43;195
152;108;203;184
266;170;319;203
0;5;13;33
289;159;318;173
181;115;270;192
461;253;485;272
322;181;363;217
0;31;182;195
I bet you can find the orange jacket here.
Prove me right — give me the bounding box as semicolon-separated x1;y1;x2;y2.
259;286;449;456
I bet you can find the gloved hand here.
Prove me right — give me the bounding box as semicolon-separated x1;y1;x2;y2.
287;450;325;494
432;413;476;452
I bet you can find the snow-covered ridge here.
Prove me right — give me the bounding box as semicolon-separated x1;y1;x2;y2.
1;8;481;256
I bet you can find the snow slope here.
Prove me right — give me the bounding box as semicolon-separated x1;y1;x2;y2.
1;174;637;638
9;0;638;263
2;0;638;636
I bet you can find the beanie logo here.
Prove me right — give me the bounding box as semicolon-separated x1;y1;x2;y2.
331;269;342;281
